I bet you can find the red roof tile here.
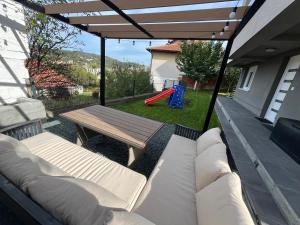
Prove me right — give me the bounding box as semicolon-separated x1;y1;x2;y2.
147;40;181;53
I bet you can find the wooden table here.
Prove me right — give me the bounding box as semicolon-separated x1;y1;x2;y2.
60;105;163;165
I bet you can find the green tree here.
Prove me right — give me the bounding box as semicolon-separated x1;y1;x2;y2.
25;0;81;75
223;67;241;94
176;41;224;82
69;66;98;87
106;63;152;99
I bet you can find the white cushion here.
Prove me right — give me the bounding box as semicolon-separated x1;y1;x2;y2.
105;211;155;225
27;176;129;225
196;173;255;225
195;143;231;191
134;134;197;225
0;134;67;192
196;128;222;155
22;132;146;211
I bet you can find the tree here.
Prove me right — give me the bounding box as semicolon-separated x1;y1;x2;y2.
176;41;224;83
223;67;241;94
69;65;98;87
25;0;81;75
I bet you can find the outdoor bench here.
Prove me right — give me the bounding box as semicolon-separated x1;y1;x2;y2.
0;124;256;225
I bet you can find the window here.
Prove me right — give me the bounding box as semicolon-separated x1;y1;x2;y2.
240;66;257;91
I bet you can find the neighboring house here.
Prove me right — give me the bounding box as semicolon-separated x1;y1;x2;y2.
229;0;300;125
0;0;30;104
147;40;182;91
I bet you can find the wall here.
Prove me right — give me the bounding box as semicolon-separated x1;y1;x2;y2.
150;51;182;91
277;70;300;121
0;0;30;105
230;0;294;57
233;56;286;116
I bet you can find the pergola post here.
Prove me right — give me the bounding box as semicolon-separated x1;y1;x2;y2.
202;36;234;132
100;37;106;106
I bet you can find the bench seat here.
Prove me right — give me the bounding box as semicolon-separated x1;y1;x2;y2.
134;134;198;225
21;132;146;211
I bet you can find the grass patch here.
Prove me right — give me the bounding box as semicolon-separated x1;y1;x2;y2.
112;90;220;130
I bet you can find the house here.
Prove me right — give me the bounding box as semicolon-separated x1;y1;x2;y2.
0;0;30;104
230;0;300;125
147;40;182;91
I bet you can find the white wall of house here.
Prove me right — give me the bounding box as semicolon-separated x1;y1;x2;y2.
150;52;182;91
0;0;30;105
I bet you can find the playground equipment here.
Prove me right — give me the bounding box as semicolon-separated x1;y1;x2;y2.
144;85;185;109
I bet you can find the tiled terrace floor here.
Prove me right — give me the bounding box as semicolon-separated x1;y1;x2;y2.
216;96;300;225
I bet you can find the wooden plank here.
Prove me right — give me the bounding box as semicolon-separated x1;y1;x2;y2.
69;7;248;25
88;21;239;32
86;105;162;130
61;111;146;149
45;0;234;14
60;106;163;149
83;108;158;135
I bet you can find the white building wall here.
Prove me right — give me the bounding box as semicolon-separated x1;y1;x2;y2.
0;0;30;104
230;0;294;57
150;52;182;91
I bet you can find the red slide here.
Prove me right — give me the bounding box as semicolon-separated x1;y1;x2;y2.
145;88;175;105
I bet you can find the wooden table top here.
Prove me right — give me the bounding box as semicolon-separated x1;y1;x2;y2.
60;105;163;149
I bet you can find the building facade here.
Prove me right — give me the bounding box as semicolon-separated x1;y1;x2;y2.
0;0;30;104
230;0;300;124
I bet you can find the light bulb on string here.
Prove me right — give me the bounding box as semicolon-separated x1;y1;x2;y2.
133;41;135;46
229;7;237;19
220;29;224;36
224;21;230;31
211;32;216;39
149;41;152;46
118;39;120;44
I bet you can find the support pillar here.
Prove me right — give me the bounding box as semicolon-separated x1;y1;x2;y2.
100;37;106;105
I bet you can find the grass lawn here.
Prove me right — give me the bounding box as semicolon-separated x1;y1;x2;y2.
112;90;220;130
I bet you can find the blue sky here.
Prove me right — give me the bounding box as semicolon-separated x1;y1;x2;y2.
69;0;249;66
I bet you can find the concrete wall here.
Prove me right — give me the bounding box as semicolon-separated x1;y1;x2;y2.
233;56;287;116
230;0;294;57
0;0;30;105
277;70;300;121
150;52;182;91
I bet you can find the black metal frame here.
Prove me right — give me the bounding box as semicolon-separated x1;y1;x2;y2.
100;37;106;106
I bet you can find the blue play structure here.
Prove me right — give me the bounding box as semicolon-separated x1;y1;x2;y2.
168;85;185;109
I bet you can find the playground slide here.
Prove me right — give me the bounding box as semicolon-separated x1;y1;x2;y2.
144;88;175;105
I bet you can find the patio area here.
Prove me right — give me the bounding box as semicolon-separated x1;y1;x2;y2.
216;96;300;225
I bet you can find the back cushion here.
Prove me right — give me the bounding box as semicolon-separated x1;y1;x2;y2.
196;128;222;155
196;173;255;225
0;134;67;191
194;143;231;191
27;176;130;225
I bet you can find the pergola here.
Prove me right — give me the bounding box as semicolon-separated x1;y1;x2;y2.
15;0;265;131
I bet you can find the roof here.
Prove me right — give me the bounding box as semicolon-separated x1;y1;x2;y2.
147;41;181;53
18;0;253;40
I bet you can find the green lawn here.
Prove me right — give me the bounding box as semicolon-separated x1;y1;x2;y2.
112;90;220;130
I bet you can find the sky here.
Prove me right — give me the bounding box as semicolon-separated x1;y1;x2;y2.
68;0;250;66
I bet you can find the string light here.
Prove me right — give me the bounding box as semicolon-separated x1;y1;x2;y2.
229;6;237;19
133;41;135;46
118;39;120;44
211;32;216;39
220;28;224;36
149;41;152;46
224;21;230;31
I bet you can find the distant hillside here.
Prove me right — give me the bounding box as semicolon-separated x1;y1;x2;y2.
61;50;141;69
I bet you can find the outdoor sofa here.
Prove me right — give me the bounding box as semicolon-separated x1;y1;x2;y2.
0;127;255;225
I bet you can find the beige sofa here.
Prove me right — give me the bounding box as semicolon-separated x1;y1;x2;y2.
0;128;255;225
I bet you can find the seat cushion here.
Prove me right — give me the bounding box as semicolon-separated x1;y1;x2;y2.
22;132;146;211
0;134;67;192
106;211;155;225
133;134;197;225
195;143;231;191
27;176;129;225
196;127;222;155
196;173;255;225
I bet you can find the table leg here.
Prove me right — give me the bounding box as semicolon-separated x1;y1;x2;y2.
128;146;144;167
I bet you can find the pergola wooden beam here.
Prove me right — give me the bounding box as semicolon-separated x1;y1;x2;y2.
69;7;248;25
45;0;235;14
88;21;239;32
